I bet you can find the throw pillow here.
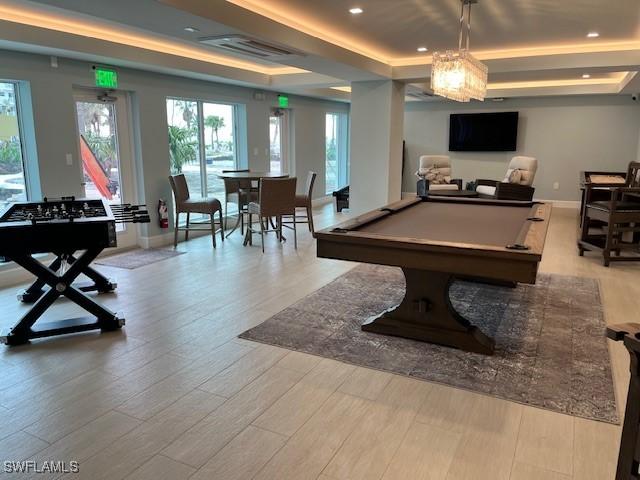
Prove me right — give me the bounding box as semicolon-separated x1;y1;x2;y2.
424;167;450;185
503;168;522;184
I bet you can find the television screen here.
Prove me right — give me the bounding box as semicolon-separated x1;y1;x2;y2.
449;111;518;151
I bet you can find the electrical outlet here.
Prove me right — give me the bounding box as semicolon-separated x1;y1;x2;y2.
553;182;559;190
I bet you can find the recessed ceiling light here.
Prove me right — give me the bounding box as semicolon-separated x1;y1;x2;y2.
349;7;363;14
582;74;591;79
184;27;200;33
417;47;428;52
587;31;599;38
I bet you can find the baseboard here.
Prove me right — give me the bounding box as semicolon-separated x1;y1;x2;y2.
538;199;580;209
138;232;175;248
312;195;333;207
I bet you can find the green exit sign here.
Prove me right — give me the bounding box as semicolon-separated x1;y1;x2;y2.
278;94;289;108
94;67;118;89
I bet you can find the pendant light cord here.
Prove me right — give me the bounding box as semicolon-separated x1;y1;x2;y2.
457;0;473;52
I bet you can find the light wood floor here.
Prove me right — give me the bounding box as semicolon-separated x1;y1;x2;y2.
0;205;637;480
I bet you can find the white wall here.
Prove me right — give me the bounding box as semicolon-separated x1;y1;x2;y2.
403;96;640;201
0;49;348;240
350;80;405;214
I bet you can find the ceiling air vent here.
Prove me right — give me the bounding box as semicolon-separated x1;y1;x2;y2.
198;34;303;58
406;91;436;101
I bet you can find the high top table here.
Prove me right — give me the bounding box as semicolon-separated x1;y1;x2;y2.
216;171;288;237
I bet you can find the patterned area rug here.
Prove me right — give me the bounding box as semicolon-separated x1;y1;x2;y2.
95;248;184;269
240;264;618;424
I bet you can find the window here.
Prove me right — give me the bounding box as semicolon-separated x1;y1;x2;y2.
0;82;27;212
325;112;349;194
167;98;238;214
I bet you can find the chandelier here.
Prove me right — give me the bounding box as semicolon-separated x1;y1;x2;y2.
431;0;488;102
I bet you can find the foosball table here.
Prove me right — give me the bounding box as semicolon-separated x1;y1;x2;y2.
0;197;149;346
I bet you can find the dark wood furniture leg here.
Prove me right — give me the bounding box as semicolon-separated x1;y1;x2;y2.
307;204;315;235
362;268;496;355
606;323;640;480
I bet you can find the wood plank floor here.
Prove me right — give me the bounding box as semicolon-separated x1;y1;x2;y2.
0;205;635;479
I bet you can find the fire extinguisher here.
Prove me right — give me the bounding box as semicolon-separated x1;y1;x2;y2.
158;199;169;229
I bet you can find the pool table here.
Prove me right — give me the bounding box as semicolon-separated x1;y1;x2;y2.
316;196;552;355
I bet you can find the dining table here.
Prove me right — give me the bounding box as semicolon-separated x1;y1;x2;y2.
216;171;289;237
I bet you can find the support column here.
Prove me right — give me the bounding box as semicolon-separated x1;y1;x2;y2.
349;80;406;214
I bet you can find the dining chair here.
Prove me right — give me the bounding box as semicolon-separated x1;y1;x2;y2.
244;177;297;253
293;171;317;236
222;169;256;232
168;174;224;248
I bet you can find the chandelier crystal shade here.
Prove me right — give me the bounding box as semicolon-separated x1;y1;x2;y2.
431;0;488;102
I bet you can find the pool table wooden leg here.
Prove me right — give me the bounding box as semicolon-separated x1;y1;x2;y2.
361;267;496;355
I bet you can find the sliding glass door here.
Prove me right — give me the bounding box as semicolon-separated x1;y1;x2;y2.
167;98;238;217
74;89;137;244
167;99;201;197
203;102;236;201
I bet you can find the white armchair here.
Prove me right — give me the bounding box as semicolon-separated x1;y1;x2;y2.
415;155;462;193
475;156;538;201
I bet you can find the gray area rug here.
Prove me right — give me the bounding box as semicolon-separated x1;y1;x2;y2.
96;248;184;269
240;264;618;424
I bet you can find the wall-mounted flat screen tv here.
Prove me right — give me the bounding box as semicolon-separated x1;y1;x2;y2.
449;111;518;151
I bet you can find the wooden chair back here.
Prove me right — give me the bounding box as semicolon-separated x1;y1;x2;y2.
169;174;190;207
258;177;297;217
304;171;317;200
222;169;251;195
626;162;640;188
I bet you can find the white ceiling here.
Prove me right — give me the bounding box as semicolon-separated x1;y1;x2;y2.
234;0;640;59
1;0;640;101
18;0;279;65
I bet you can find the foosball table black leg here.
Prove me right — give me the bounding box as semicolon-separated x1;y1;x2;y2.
607;324;640;480
66;252;117;293
0;247;124;346
18;255;64;303
4;288;61;345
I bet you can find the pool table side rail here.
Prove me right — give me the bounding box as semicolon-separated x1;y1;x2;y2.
316;202;552;285
318;201;551;259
